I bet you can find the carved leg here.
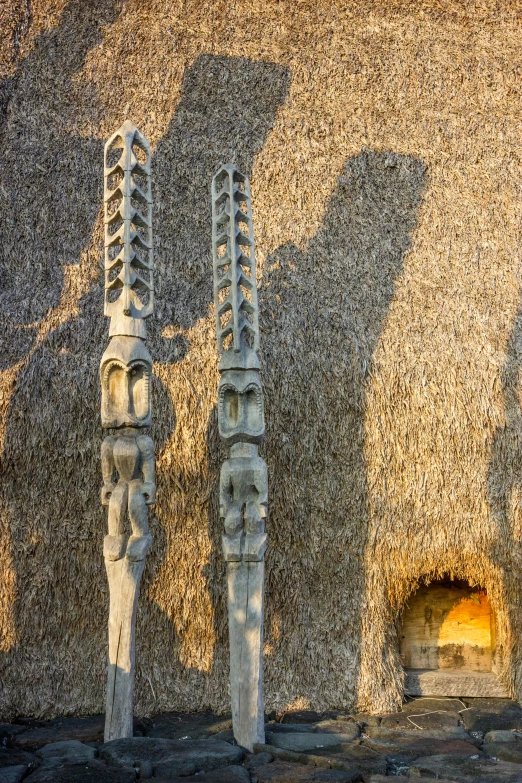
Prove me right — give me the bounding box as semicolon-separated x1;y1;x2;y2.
104;482;128;561
127;479;152;561
226;556;265;751
104;481;150;742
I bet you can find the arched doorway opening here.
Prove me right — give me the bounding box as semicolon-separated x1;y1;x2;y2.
400;578;507;697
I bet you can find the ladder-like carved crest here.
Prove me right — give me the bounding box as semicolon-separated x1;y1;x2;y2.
104;120;153;337
212;164;259;356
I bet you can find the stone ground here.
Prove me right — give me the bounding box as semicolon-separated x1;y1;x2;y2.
3;698;522;781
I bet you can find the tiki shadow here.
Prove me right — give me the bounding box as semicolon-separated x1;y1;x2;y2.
148;53;290;340
487;304;522;697
0;0;123;366
259;148;426;710
0;45;289;716
139;53;290;700
203;404;228;680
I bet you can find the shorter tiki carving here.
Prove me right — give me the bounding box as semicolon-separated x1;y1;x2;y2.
212;164;267;751
101;122;155;742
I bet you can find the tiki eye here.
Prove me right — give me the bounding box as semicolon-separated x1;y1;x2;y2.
245;389;258;405
223;389;239;425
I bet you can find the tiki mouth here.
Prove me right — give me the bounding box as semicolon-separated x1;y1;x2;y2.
217;380;265;445
101;354;151;429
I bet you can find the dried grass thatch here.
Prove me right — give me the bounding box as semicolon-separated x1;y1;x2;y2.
0;0;521;719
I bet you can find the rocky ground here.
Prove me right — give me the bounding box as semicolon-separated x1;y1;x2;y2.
2;697;522;781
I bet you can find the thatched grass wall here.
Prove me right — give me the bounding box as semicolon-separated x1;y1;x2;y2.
0;0;521;718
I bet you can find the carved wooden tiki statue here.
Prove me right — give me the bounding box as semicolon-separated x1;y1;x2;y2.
212;164;268;750
101;121;155;741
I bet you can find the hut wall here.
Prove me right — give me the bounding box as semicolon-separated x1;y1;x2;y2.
0;0;521;718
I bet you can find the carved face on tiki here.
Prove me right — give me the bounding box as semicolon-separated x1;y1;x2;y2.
218;368;265;445
100;335;152;428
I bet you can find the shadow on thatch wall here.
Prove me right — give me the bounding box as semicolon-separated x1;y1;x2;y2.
0;0;124;716
0;0;430;717
0;0;121;351
0;0;289;717
135;53;289;706
488;305;522;694
260;149;426;710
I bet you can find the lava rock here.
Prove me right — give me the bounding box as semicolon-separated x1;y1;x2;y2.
265;734;352;754
314;750;386;777
367;777;456;783
254;743;303;764
0;748;39;771
147;712;232;741
0;767;27;783
366;777;410;783
253;761;362;781
402;697;465;714
15;720;46;729
36;740;96;766
363;735;482;762
461;699;522;733
314;745;379;762
484;730;519;743
208;728;235;742
152;761;196;778
247;752;275;768
257;742;385;778
138;759;153;778
365;725;474;743
100;736;243;775
22;760;136;782
320;714;347;722
266;726;317;735
380;710;459;730
351;713;380;728
484;742;522;763
15;716;105;750
281;713;323;725
314;723;360;741
409;752;522;781
0;726;26;745
153;766;250;782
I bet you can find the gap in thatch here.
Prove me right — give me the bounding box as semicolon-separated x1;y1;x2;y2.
401;577;508;698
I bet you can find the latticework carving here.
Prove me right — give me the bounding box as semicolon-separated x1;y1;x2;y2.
104;120;153;337
212;164;259;354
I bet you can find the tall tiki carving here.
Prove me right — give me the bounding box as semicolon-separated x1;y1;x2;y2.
212;165;267;751
101;121;155;742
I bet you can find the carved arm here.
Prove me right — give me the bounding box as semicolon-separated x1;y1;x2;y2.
137;434;156;504
101;436;117;505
